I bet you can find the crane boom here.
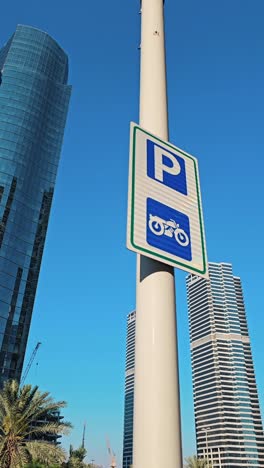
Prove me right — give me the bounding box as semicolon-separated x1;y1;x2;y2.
106;437;117;468
20;342;41;386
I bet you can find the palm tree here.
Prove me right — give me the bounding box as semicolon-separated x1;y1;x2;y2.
0;379;72;467
25;464;46;468
65;444;87;467
62;445;103;468
25;463;60;468
185;455;211;467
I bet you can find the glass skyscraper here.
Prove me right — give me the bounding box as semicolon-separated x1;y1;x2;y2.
123;310;136;468
187;263;264;467
0;25;71;386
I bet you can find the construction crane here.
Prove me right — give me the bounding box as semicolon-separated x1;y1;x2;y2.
20;342;41;386
106;437;117;468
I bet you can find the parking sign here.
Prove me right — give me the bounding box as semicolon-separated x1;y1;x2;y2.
127;123;208;277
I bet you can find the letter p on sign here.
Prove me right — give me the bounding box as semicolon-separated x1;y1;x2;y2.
147;139;188;196
154;145;181;182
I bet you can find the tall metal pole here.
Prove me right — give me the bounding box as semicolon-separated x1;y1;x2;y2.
133;1;183;467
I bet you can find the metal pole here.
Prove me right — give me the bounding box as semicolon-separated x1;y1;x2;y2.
133;1;183;467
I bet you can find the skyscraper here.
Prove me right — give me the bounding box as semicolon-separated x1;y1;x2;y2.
187;262;264;467
123;310;136;468
0;25;71;386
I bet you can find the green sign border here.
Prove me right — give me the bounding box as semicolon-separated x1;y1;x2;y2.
130;125;207;275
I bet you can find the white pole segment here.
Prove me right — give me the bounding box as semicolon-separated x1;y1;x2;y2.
133;1;183;467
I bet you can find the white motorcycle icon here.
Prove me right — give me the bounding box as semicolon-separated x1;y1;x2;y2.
148;214;190;247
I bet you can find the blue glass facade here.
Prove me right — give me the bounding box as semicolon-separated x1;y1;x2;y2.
0;25;71;386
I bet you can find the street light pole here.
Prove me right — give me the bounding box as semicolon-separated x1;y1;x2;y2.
133;1;183;467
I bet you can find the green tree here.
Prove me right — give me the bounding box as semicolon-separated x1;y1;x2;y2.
64;444;87;468
25;463;61;468
24;463;46;468
25;463;60;468
185;455;211;468
0;379;72;467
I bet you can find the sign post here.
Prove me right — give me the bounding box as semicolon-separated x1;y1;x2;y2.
130;1;185;467
128;2;208;467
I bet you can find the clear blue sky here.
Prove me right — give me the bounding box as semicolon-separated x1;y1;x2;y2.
1;0;264;466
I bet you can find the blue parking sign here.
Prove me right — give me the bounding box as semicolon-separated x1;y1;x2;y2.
127;123;208;277
146;198;192;261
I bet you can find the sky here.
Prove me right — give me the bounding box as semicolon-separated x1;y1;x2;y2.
1;0;264;466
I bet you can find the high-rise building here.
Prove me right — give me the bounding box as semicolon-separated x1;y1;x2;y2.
0;25;71;386
123;310;136;468
187;262;264;467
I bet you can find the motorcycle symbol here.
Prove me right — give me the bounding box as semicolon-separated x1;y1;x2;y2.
148;214;190;247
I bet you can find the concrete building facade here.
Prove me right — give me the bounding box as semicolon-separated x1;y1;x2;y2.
187;262;264;467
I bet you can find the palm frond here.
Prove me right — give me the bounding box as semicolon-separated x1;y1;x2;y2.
25;421;72;438
25;440;66;465
185;455;210;468
0;380;72;467
15;393;66;429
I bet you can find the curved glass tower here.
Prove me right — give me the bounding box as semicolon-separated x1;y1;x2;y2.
0;25;71;386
